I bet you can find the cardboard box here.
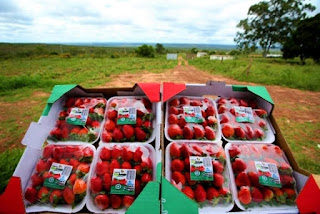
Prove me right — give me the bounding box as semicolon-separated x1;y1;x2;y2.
160;82;311;214
1;83;162;213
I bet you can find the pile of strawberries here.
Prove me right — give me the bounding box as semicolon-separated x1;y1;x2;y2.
24;145;94;207
227;144;297;208
168;142;232;205
48;97;106;142
217;97;268;141
101;97;154;143
89;145;153;211
166;97;219;141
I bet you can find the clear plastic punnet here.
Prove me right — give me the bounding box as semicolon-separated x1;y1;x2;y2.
165;142;233;212
217;97;275;143
86;143;156;213
47;97;107;144
165;96;222;143
100;96;156;144
24;143;96;213
225;143;298;212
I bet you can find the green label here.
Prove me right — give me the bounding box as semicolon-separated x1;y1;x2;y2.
110;169;136;195
234;106;255;123
66;107;89;125
43;162;73;189
183;106;204;123
190;156;213;181
255;161;281;188
117;107;137;125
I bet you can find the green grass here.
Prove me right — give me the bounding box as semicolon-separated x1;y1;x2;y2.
189;56;320;91
0;148;24;193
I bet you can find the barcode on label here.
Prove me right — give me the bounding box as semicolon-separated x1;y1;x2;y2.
194;107;201;114
129;107;136;115
268;163;278;174
62;166;72;176
126;170;136;180
203;157;212;167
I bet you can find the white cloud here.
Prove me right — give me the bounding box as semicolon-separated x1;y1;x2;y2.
0;0;318;44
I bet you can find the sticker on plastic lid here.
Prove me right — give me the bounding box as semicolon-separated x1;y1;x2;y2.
43;162;73;189
117;107;137;125
66;107;89;126
255;161;282;188
110;169;136;195
183;106;204;123
234;106;255;123
190;156;213;181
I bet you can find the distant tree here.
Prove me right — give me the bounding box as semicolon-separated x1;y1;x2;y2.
229;50;241;56
155;43;165;54
190;48;198;54
209;51;216;55
135;44;154;58
235;0;315;57
282;13;320;64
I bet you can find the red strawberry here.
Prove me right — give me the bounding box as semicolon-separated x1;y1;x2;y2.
212;160;224;174
182;186;194;199
77;163;90;173
273;188;286;203
232;158;247;173
122;147;133;161
207;187;219;200
85;116;93;126
91;121;101;128
207;116;217;126
248;172;260;187
73;179;87;194
181;144;191;158
25;187;37;204
239;99;248;107
171;159;184;172
184;158;190;171
135;127;147;141
217;98;227;106
63;187;75;205
179;97;190;105
110;195;122;209
61;126;69;139
229;98;239;105
280;175;295;186
201;110;207;118
220;114;229;124
191;144;203;155
255;109;267;118
229;107;236;115
83;146;93;158
95;194;109;210
193;126;205;139
53;146;64;160
206;106;215;116
135;180;141;195
122;161;132;169
100;147;111;161
133;147;143;162
142;120;151;128
136;117;143;127
169;98;179;106
68;173;77;185
103;173;112;191
59;159;68;165
31;174;43;187
262;187;274;201
218;105;227;114
282;187;296;199
102;131;112;142
49;189;62;205
178;117;187;128
238;186;252;205
191;100;202;106
185;172;196;186
110;159;120;173
64;146;75;158
219;187;230;196
96;161;110;176
112;128;124;142
236;172;251;187
222;124;234;138
229;144;241;157
107;110;117;120
245;125;254;139
172;171;185;185
141;158;152;171
183;126;194;140
50;127;62;138
37;186;49;203
235;126;246;139
78;128;88;135
134;165;142;176
91;176;103;193
258;120;267;128
251;187;263;202
141;173;152;184
168;124;183;139
194;184;206;202
201;120;208;128
137;109;144;117
42;145;54;159
168;114;178;124
169;106;179;115
123;125;135;140
65;98;75;107
255;128;264;138
170;143;181;158
70;127;80;134
74;98;83;107
214;173;224;187
205;126;215;140
36;159;49;173
123;195;135;208
104;120;116;131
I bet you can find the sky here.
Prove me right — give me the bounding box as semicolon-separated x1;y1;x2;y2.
0;0;319;45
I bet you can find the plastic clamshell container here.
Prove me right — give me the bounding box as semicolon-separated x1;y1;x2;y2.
225;143;298;212
86;143;156;213
47;97;107;145
100;96;156;144
217;97;275;144
24;143;96;213
165;142;234;213
165;96;222;144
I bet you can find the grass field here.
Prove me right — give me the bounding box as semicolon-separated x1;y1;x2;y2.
0;43;319;193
